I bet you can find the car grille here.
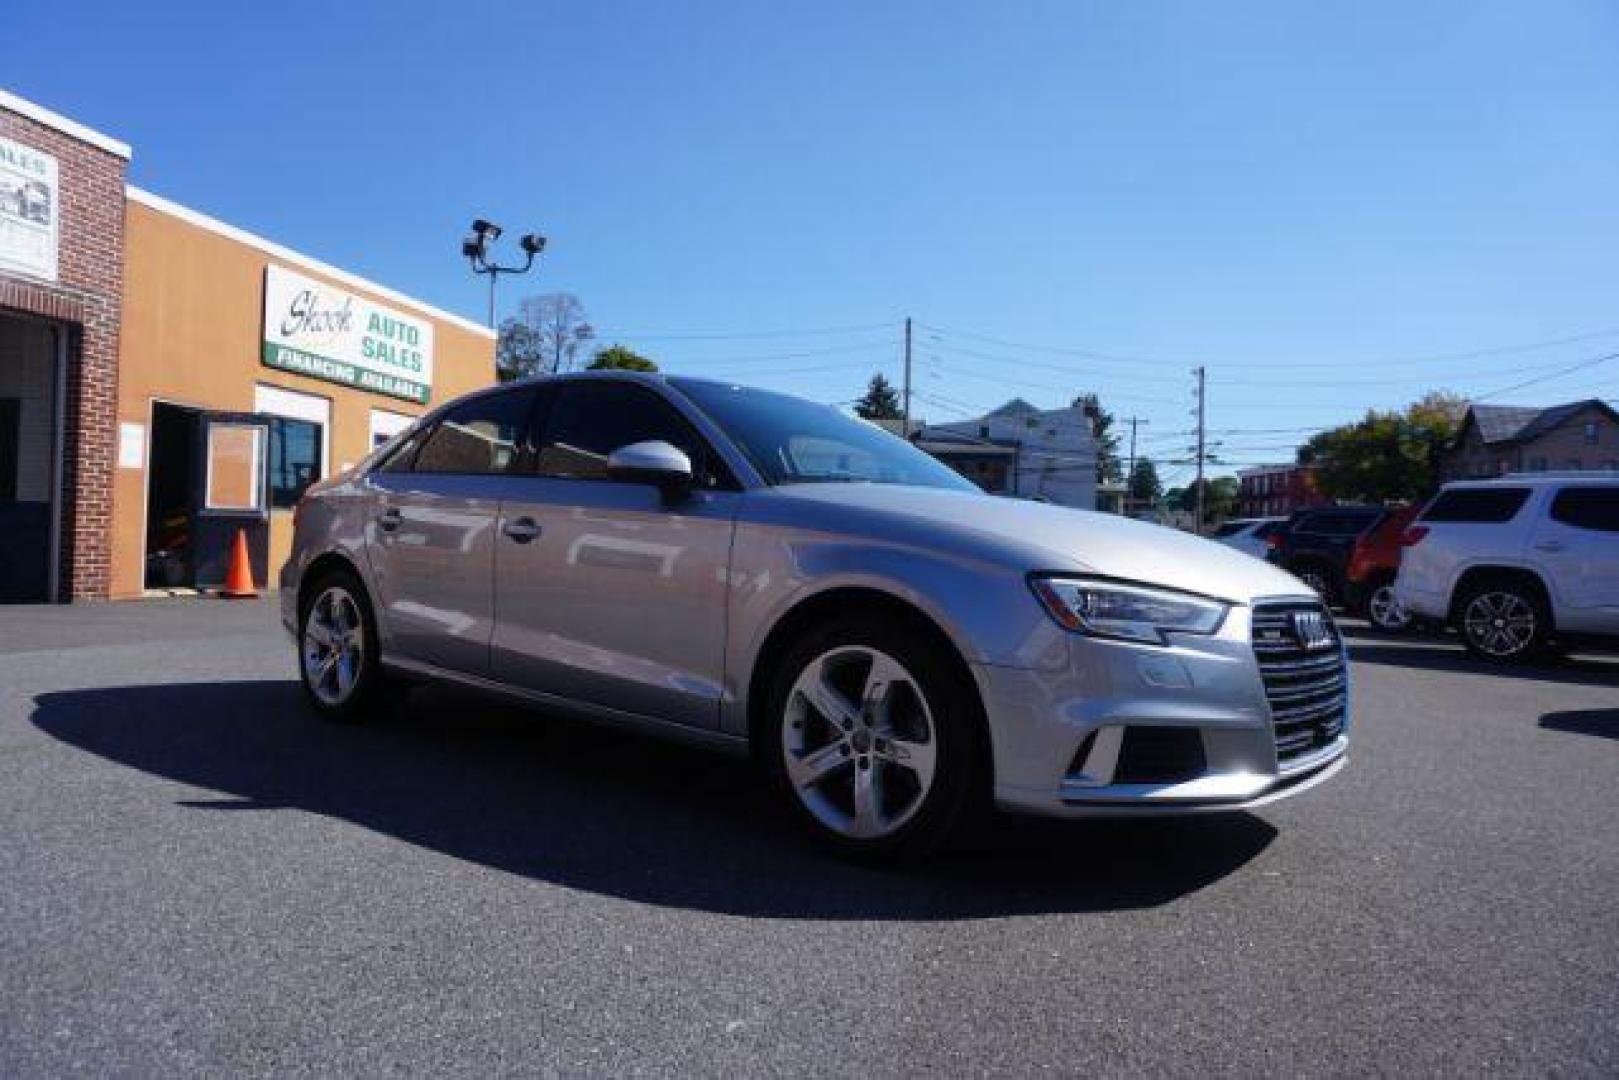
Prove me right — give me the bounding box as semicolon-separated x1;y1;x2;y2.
1251;601;1347;763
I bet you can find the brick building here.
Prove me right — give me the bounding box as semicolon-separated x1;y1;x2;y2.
1442;399;1619;480
1236;463;1327;518
0;90;495;603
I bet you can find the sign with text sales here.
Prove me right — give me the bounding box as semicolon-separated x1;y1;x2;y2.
262;265;434;404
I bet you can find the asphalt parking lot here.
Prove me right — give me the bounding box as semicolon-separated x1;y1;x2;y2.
1;599;1616;1076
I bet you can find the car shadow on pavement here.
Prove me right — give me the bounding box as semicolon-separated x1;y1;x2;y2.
31;680;1275;920
1345;638;1619;688
1539;709;1619;741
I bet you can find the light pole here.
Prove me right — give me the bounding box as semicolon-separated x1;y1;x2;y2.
462;219;545;328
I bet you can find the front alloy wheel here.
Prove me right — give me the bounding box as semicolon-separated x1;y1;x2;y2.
782;646;938;841
1460;588;1546;663
765;616;981;860
1367;583;1411;632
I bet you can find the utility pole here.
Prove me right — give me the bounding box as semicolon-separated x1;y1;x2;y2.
901;317;913;437
1125;416;1149;497
1193;366;1207;535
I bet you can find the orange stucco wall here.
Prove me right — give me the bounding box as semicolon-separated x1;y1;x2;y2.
112;199;495;598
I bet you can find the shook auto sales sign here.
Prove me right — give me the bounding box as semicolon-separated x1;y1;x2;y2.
262;265;434;404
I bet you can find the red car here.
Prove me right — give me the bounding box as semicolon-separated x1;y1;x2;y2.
1344;504;1421;631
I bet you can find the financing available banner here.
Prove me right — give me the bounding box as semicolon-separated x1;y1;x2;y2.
262;265;435;404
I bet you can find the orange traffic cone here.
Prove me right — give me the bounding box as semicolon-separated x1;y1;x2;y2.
222;527;258;599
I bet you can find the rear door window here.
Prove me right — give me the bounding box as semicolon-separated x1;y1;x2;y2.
1548;487;1619;532
411;388;538;475
1420;488;1530;524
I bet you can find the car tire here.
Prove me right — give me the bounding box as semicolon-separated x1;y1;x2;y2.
760;614;985;862
297;569;404;722
1364;580;1412;634
1455;578;1552;664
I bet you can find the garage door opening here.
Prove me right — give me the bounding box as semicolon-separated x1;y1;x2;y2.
0;316;61;603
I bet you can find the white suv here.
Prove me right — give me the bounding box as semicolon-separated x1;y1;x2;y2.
1395;475;1619;662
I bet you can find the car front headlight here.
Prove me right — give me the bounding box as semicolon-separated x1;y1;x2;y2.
1029;576;1229;645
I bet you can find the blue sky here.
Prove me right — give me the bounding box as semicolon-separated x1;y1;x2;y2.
11;1;1619;484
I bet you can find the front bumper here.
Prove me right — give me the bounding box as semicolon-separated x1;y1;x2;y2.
973;600;1349;818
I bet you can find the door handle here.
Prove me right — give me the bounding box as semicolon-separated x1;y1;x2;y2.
1534;540;1565;553
503;517;543;544
377;508;402;532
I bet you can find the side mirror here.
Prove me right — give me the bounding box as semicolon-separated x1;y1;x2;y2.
606;440;694;503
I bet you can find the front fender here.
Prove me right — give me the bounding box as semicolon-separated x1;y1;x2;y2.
721;526;1070;734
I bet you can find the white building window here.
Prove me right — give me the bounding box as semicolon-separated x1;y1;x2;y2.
370;408;414;450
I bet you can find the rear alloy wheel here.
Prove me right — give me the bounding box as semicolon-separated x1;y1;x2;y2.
1458;583;1550;664
1366;583;1412;633
765;619;980;861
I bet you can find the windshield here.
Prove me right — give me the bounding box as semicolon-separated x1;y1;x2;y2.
671;378;978;491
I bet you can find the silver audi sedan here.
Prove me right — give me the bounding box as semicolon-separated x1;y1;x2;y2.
281;372;1348;860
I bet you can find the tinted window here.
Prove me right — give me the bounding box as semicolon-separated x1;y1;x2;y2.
1421;488;1530;524
1211;520;1253;538
412;389;536;475
672;378;976;490
1297;510;1381;536
267;417;322;507
1254;520;1287;539
374;427;424;473
1549;487;1619;532
537;382;721;485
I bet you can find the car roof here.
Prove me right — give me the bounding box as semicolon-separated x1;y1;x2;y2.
1441;473;1619;490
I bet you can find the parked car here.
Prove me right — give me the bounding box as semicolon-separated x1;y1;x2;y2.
1266;505;1390;605
1212;516;1287;559
283;373;1348;860
1344;504;1421;631
1395;474;1619;663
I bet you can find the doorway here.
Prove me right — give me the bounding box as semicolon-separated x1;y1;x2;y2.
144;402;272;591
144;401;202;588
0;315;59;603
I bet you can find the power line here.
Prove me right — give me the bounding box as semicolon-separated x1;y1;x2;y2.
920;321;1619;371
1473;350;1619;401
692;358;890;378
919;355;1185;405
599;320;898;341
656;338;898;366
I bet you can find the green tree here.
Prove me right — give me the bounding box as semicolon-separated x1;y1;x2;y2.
1298;391;1464;502
587;344;658;371
1076;394;1123;484
1127;456;1163;504
854;373;903;421
1203;475;1240;523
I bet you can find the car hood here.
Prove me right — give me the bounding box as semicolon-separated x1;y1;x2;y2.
763;484;1311;604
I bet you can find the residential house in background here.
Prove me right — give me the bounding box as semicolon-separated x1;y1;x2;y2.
911;397;1099;509
1237;463;1327;517
1443;399;1619;479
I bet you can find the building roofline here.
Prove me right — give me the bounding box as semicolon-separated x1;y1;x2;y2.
0;89;132;159
127;185;496;340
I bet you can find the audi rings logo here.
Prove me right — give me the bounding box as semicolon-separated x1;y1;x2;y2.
1291;610;1336;652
